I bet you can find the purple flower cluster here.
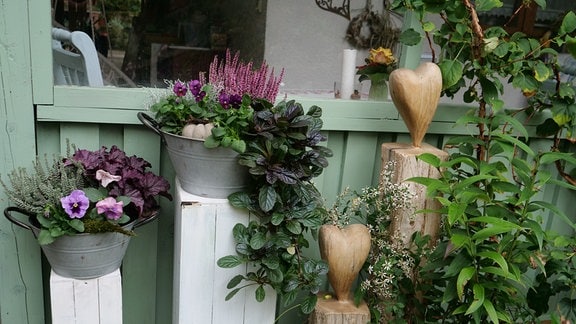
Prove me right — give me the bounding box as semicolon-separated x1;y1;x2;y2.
173;80;207;103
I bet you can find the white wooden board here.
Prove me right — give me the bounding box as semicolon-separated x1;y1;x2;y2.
50;269;122;324
172;180;277;324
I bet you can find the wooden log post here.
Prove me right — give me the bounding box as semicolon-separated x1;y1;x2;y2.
381;142;448;247
309;294;370;324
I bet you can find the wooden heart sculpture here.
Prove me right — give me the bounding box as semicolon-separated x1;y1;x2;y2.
319;224;371;302
389;62;442;147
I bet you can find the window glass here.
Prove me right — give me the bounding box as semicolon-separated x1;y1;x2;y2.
52;0;266;88
50;0;402;98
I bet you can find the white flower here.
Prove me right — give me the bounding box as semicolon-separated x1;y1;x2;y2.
95;169;122;187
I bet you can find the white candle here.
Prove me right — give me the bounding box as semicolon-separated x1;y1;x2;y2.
340;49;357;100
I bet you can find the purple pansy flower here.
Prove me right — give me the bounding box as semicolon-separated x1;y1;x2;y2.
95;197;124;220
173;81;187;97
218;93;231;109
60;190;90;219
228;94;242;108
188;80;202;94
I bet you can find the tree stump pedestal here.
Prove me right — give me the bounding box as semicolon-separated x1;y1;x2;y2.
309;294;370;324
381;142;448;246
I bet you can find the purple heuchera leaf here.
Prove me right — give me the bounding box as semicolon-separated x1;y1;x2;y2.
96;197;124;220
60;189;90;219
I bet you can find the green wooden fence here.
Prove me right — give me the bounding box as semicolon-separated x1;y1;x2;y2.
29;94;576;323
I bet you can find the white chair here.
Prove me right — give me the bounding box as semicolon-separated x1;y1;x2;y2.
52;27;103;86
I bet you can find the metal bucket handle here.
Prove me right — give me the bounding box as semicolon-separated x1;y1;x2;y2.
3;206;34;231
132;212;159;229
137;112;166;143
4;206;157;231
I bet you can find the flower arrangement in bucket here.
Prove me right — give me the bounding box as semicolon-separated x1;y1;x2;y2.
139;49;285;197
146;49;284;153
1;145;172;279
357;47;398;101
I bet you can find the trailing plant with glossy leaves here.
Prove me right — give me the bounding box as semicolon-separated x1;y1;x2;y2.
218;100;333;315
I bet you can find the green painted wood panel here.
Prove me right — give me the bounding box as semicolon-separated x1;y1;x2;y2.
0;0;45;323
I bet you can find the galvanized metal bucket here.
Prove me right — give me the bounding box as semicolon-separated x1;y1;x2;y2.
138;112;248;198
4;207;156;280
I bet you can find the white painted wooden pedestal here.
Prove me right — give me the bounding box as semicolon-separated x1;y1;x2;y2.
173;180;277;324
50;269;122;324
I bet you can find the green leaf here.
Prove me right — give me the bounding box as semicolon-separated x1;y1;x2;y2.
531;200;576;230
226;275;244;289
300;294;318;314
231;139;246;153
417;152;441;167
534;61;551;82
448;202;467;225
399;28;422;46
203;135;220;148
83;187;106;201
457;266;475;301
477;251;508;274
285;220;302;234
483;299;499;324
228;192;251;209
465;284;485;315
267;267;284;283
217;255;243;268
225;288;241;301
470;216;522;241
491;133;534;156
566;35;576;58
255;285;266;302
249;232;266;249
438;59;463;90
560;11;576;36
38;229;56;245
69;219;84;232
512;71;539;92
422;21;435;32
539;151;576;166
271;212;284;226
475;0;503;12
258;186;276;213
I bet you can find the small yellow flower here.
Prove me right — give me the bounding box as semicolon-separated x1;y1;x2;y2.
369;47;396;66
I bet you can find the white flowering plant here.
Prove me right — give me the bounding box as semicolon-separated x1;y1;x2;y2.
328;161;433;323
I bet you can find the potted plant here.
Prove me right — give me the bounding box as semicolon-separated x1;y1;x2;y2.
357;47;398;100
138;49;284;198
140;49;334;315
217;99;333;315
385;0;576;322
1;145;172;279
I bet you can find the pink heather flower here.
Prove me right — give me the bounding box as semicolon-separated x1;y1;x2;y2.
95;169;122;187
173;81;187;97
96;197;124;220
206;49;284;103
60;190;90;219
